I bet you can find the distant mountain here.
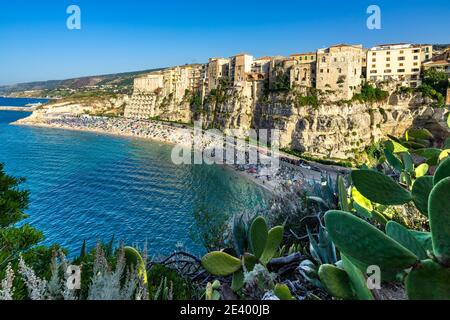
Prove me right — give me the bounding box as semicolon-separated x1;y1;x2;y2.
0;68;165;95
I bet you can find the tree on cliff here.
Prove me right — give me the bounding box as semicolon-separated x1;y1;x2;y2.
0;163;57;298
422;68;449;96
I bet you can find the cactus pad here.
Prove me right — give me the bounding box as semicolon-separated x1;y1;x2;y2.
433;157;450;186
318;264;354;299
325;211;418;274
201;251;242;276
412;176;434;217
428;177;450;264
351;170;413;205
260;226;284;265
249;216;268;259
406;260;450;300
386;221;428;260
124;246;148;284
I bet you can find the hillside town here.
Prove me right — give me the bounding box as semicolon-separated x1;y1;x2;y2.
125;43;450;119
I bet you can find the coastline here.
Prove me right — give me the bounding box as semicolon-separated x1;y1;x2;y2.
13;113;302;193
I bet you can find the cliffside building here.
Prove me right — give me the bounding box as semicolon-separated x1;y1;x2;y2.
207;58;230;93
422;47;450;78
366;43;433;88
125;64;205;119
229;54;254;87
316;44;364;100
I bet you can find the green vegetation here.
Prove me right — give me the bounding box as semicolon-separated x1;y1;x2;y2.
201;215;293;299
352;83;389;104
1;115;449;300
417;69;449;108
280;147;354;168
293;88;320;108
322;158;450;299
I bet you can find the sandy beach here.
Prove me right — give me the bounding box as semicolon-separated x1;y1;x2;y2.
14;112;335;193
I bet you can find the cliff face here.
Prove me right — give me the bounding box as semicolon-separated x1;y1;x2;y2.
200;89;449;161
123;88;449;161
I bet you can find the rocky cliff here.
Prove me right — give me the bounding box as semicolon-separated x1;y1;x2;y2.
125;87;449;162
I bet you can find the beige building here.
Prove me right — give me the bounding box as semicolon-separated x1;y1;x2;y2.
290;52;316;63
316;44;364;100
422;47;450;78
288;53;317;88
133;73;164;93
229;53;254;87
366;43;433;88
125;64;205;119
247;57;271;81
207;58;230;93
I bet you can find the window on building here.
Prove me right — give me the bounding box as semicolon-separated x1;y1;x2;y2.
370;70;377;74
370;76;377;81
372;58;376;62
398;56;405;61
320;69;324;73
398;69;405;73
413;49;420;53
425;55;430;60
386;57;391;61
399;63;404;67
413;62;418;66
385;69;392;73
372;64;376;68
414;56;419;60
372;52;376;56
311;56;314;60
400;50;404;54
322;57;326;63
386;51;391;55
338;68;342;73
386;64;391;67
411;82;417;88
412;68;420;72
334;58;337;62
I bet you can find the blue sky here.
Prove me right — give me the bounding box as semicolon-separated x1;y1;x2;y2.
0;0;448;85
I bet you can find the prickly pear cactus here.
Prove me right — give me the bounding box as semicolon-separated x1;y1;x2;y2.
201;251;242;276
341;255;375;300
433;157;450;186
318;264;354;300
386;221;428;260
406;260;450;300
324;210;418;274
273;284;295;300
428;177;450;265
412;176;434;216
124;246;147;284
249;216;268;259
351;170;413;205
260;226;284;265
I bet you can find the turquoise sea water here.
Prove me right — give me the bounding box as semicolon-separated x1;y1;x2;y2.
0;97;49;106
0;100;267;257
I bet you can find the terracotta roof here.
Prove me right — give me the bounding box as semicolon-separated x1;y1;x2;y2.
423;59;450;66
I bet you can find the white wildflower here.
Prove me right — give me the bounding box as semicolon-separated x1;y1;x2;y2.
0;263;15;300
18;255;48;300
